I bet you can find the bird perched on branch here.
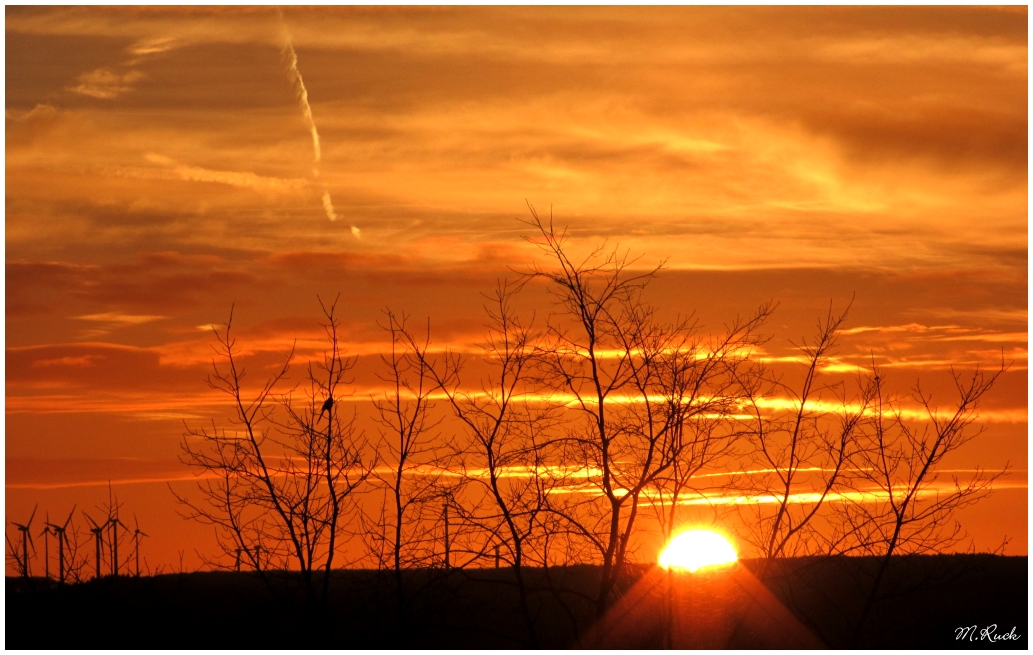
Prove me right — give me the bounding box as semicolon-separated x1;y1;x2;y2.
319;397;334;421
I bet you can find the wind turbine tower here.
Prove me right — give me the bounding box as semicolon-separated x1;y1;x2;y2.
132;516;148;578
45;507;75;585
84;513;105;579
12;505;38;579
39;515;51;580
108;514;123;577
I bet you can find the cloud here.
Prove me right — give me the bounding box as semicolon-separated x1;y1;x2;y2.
5;104;63;148
32;355;103;368
74;313;164;338
100;154;312;193
840;323;953;335
128;36;178;56
873;357;1026;372
6;256;259;318
76;311;166;325
169;164;308;192
926;308;1028;325
68;67;145;99
815;34;1026;72
839;323;1027;352
9;9;1025;269
5;103;59;124
6;457;193;489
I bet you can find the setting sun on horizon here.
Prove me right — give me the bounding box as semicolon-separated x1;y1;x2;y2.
659;530;739;573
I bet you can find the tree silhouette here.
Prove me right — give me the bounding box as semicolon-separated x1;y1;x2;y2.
734;304;874;561
156;213;1010;648
523;208;769;618
363;309;458;629
837;361;1007;643
411;281;554;646
176;298;373;604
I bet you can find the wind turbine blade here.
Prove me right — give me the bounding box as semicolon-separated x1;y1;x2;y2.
27;504;38;528
63;505;77;529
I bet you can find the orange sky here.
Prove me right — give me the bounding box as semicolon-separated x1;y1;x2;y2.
5;7;1027;572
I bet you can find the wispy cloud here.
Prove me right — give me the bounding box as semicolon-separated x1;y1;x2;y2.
72;311;166;338
926;308;1027;325
128;36;178;57
104;154;311;192
841;323;1027;344
815;34;1027;73
31;355;103;368
169;164;306;191
932;332;1027;343
76;311;166;325
68;68;145;99
840;323;956;335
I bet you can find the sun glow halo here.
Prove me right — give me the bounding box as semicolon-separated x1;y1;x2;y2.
659;530;738;572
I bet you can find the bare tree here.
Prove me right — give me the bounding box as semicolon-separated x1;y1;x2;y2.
835;361;1007;642
176;298;373;603
645;316;776;544
60;515;92;584
645;416;732;546
524;208;769;618
734;304;873;562
364;309;457;624
413;280;556;646
39;509;86;584
95;483;132;578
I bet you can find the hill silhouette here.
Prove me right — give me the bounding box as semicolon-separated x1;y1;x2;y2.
6;555;1026;649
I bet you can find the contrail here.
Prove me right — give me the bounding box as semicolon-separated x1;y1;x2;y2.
282;38;320;166
320;193;360;235
321;192;338;220
280;23;360;236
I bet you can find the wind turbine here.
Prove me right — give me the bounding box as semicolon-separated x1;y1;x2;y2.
108;513;123;577
103;482;124;577
131;516;148;578
84;512;106;579
39;513;52;581
45;506;75;585
11;505;38;579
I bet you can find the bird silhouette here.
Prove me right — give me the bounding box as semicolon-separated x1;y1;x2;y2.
319;397;333;421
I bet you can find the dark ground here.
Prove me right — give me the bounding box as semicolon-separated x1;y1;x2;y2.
6;555;1026;649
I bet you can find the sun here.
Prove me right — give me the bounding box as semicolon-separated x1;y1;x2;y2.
659;529;738;572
